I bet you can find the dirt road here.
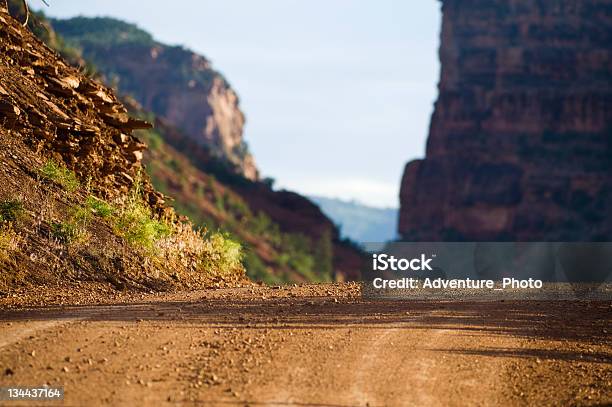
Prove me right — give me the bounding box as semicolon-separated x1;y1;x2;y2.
0;283;610;406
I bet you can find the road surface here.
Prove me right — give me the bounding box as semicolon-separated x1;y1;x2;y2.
0;283;610;406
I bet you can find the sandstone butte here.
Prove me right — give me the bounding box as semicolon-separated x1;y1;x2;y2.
399;0;612;241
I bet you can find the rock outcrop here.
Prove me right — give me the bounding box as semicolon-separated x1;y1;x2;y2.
51;17;258;180
0;12;162;207
399;0;612;241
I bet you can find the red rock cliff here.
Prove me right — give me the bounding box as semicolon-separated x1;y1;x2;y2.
51;17;259;181
399;0;612;241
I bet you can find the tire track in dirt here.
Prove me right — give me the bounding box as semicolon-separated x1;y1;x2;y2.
0;318;84;349
340;312;511;406
348;325;442;406
244;311;510;406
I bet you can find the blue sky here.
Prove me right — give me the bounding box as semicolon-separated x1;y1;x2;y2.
33;1;441;208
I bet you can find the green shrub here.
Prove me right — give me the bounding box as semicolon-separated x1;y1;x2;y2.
201;232;243;275
0;200;24;224
108;174;171;251
248;212;281;246
244;251;282;284
50;221;88;244
167;158;180;172
313;229;334;281
48;199;98;245
72;204;92;225
0;227;19;262
225;195;250;218
274;233;333;283
86;196;114;218
136;129;164;151
39;160;80;192
115;200;170;250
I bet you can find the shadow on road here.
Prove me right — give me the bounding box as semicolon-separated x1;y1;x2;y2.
428;347;611;364
0;296;610;359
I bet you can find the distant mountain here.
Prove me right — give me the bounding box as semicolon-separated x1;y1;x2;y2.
309;196;398;244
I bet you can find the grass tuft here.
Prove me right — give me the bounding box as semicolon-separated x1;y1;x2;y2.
114;176;171;251
115;200;171;250
200;232;243;275
50;204;92;246
86;196;114;218
0;227;20;262
0;199;24;224
50;220;89;245
39;160;80;192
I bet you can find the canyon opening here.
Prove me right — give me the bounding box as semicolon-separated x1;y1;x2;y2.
0;1;610;406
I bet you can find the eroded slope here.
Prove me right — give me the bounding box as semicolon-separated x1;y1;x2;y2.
0;9;246;292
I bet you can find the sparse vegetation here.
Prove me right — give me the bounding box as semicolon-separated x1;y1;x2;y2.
0;227;20;262
49;202;93;245
140;128;336;283
0;199;24;224
137;128;163;151
248;212;281;246
86;196;114;218
52;17;156;47
115;201;170;250
244;251;280;284
314;230;334;280
0;200;25;262
50;220;88;245
200;232;243;276
39;160;80;192
114;185;171;251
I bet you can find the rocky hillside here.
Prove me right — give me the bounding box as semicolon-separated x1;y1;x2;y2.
20;9;364;282
132;110;345;284
399;0;612;241
50;16;258;181
0;7;246;291
134;111;363;282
